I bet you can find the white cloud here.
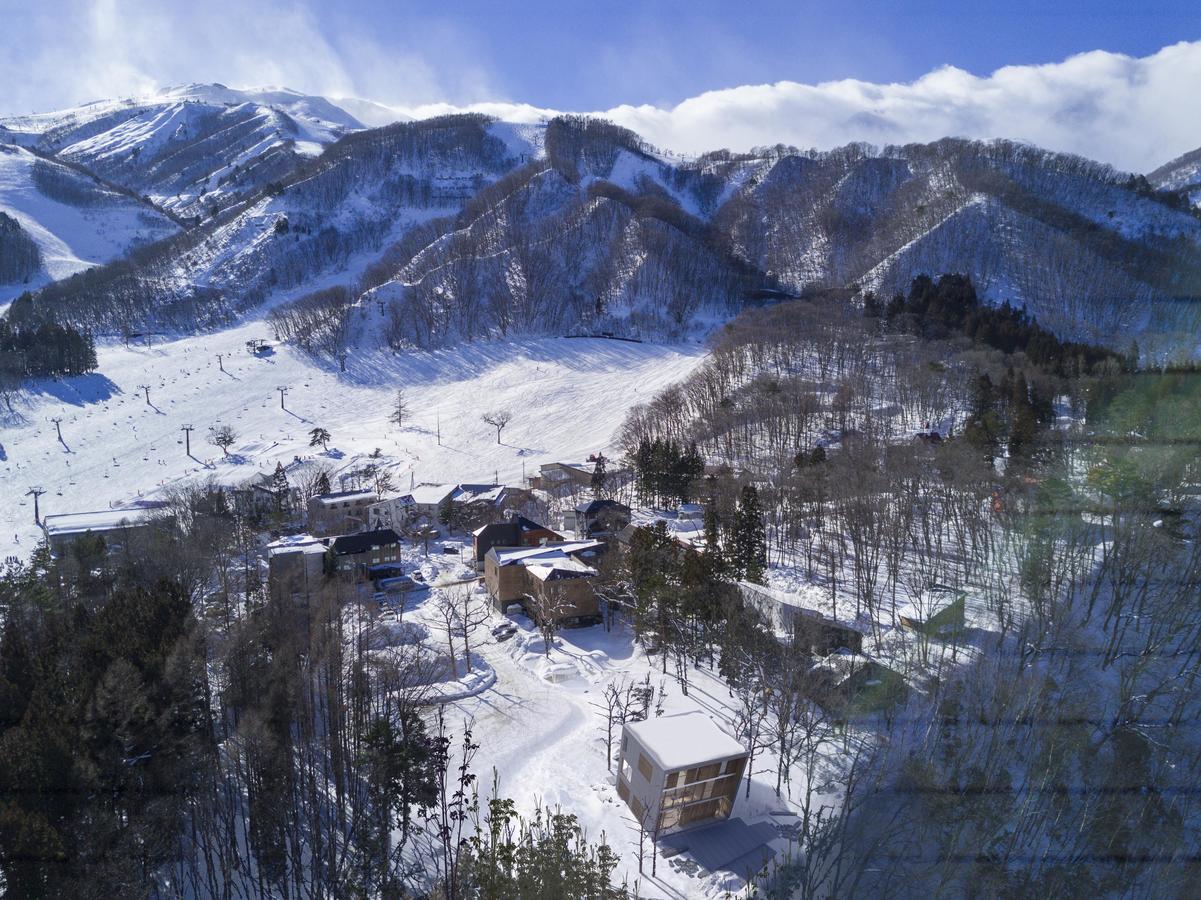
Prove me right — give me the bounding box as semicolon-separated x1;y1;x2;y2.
2;3;1198;174
366;41;1201;174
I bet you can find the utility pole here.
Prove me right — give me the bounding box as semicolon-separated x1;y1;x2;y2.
181;424;194;456
26;486;45;525
277;386;288;410
138;384;151;404
49;417;63;443
436;411;441;446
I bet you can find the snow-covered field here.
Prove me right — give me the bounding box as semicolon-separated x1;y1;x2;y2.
0;327;705;558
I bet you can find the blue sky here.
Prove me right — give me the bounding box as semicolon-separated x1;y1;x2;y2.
2;0;1199;169
317;0;1201;110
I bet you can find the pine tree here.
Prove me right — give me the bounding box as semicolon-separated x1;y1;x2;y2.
591;454;609;498
438;494;460;533
270;463;290;519
701;486;725;576
308;427;331;451
731;485;766;583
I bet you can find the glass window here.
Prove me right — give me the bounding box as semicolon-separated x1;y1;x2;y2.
637;753;653;781
686;763;721;784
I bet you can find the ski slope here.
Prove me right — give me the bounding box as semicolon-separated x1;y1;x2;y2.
0;326;705;557
0;145;176;302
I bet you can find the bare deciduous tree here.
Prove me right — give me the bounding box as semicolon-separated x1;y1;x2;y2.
208;423;237;456
482;409;512;444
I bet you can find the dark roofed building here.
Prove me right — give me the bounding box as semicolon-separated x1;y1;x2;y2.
565;499;631;538
329;528;402;579
472;515;562;569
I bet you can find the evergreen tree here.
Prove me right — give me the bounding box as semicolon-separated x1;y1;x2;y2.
590;454;609;498
314;470;331;496
270;463;290;523
731;485;767;583
438;494;461;533
308;427;331;451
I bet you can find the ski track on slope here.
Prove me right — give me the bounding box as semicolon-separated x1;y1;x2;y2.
0;325;706;558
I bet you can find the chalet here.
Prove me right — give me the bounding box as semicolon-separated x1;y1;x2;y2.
471;515;562;569
483;540;605;626
614;509;707;556
229;473;301;519
405;483;457;522
564;499;631;539
616;712;747;836
328;528;402;579
807;651;908;715
533;461;593;497
898;589;967;636
367;495;415;531
738;581;866;654
42;503;172;557
451;483;532;527
307;489;376;536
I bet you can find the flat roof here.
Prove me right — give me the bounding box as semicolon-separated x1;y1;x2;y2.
43;505;166;536
625;712;746;772
266;534;327;557
312;490;375;508
488;540;604;565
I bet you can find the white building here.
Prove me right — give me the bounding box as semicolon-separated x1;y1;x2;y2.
616;711;748;836
42;503;171;556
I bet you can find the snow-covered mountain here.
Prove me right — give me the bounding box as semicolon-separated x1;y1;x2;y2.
1148;145;1201;208
712;138;1201;345
5;86;1201;351
0;144;177;301
1;83;363;219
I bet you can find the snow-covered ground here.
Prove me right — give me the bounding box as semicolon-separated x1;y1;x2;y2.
0;328;705;558
373;546;827;899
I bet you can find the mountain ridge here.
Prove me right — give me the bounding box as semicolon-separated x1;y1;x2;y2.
3;87;1200;355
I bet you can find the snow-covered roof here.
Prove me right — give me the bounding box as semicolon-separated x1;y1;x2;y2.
739;581;868;633
625;712;746;772
543;461;589;473
453;483;506;505
488;540;604;566
266;534;327;557
42;504;167;537
525;557;597;581
311;490;375;508
406;483;456;505
625;508;706;546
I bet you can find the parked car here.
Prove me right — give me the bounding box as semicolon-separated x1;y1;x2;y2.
492;622;517;642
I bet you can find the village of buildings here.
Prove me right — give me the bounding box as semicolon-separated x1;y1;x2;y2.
36;449;969;895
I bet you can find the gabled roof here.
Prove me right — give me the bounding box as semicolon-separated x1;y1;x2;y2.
625;712;746;771
453;483;507;505
330;529;401;555
406;483;456;505
525;557;597;581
